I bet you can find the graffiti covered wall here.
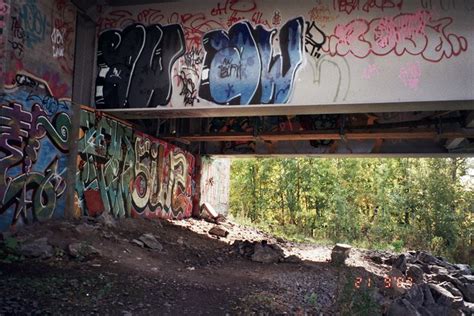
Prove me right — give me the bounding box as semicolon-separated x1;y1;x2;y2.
200;158;230;216
95;0;473;110
0;0;76;231
5;0;76;97
76;108;196;220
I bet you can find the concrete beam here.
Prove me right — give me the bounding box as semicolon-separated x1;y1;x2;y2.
102;100;474;120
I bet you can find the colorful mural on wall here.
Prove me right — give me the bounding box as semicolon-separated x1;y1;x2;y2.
0;0;9;87
0;0;197;231
0;0;76;231
76;108;195;221
5;0;76;97
95;0;473;109
0;74;72;232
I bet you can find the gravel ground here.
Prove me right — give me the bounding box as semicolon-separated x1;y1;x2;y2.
0;217;399;315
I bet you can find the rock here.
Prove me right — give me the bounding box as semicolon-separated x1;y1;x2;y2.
428;283;464;308
417;252;438;265
208;226;229;238
131;239;144;248
331;243;351;266
461;301;474;314
138;234;163;251
421;283;436;306
428;265;449;275
419;305;458;316
454;264;472;275
432;274;462;286
96;212;117;228
405;252;417;264
74;223;97;234
68;243;102;258
283;255;302;263
457;283;474;303
233;240;255;257
19;238;53;259
407;264;424;283
369;254;384;264
459;275;474;284
0;232;12;241
405;284;425;308
200;202;219;220
393;254;408;273
440;282;463;299
384;255;398;266
276;237;286;243
251;242;284;264
387;268;409;295
387;298;421;316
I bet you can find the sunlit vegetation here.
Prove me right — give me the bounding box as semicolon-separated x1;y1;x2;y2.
229;158;473;265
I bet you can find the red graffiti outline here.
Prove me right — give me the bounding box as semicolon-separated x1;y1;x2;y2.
324;10;468;62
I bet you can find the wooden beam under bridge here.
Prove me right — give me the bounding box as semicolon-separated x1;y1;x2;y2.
161;128;474;143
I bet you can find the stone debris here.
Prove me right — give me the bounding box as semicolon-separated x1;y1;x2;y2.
19;238;53;259
233;240;285;263
201;202;219;219
131;239;145;248
251;242;284;263
138;234;163;251
96;212;117;228
392;254;407;273
0;232;12;241
380;251;474;315
74;223;97;234
68;242;102;259
406;264;424;284
283;255;302;264
331;243;351;266
208;226;229;238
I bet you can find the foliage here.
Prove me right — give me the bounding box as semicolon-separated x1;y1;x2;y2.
230;158;473;265
0;237;23;263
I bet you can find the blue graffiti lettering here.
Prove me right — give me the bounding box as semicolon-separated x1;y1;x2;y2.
199;17;304;105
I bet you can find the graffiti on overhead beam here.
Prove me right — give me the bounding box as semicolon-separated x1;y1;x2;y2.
325;10;468;62
95;23;186;109
333;0;404;14
199;17;304;105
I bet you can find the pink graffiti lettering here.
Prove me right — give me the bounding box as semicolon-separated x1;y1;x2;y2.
362;63;380;79
399;62;422;90
325;10;468;62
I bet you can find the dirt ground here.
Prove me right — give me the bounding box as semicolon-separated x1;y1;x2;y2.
0;217;401;315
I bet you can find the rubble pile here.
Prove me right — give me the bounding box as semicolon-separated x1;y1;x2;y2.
366;251;474;315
